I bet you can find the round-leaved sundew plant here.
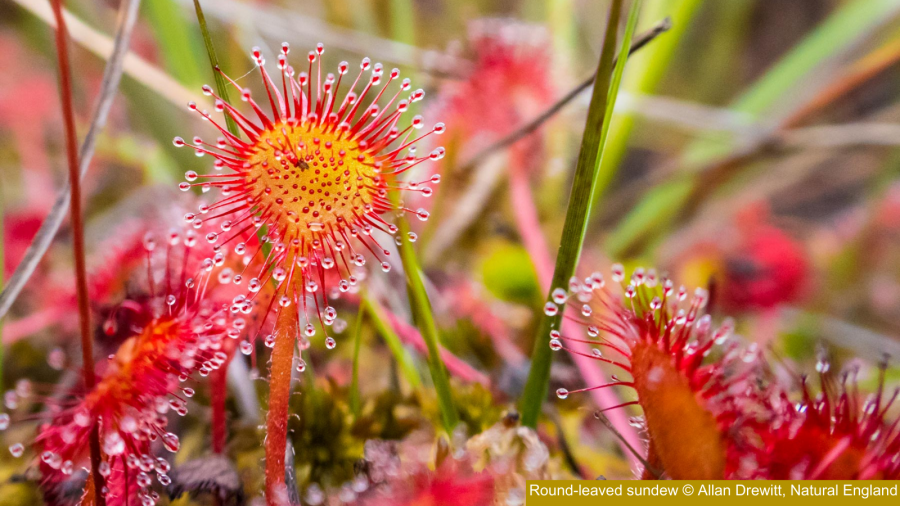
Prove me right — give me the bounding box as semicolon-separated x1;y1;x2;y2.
23;226;242;506
550;264;766;480
174;43;445;504
760;365;900;479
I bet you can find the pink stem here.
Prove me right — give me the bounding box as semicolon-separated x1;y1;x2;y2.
2;307;69;343
508;164;554;290
382;309;491;387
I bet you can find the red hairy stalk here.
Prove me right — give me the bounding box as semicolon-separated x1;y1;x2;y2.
211;364;229;455
49;0;105;502
265;305;298;505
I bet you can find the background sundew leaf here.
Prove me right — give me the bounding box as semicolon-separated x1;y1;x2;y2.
605;0;900;258
518;0;643;429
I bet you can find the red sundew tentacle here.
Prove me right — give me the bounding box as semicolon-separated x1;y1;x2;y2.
326;62;347;120
555;334;630;359
204;88;265;138
596;401;640;414
337;59;368;116
254;56;286;122
558;345;632;372
566;382;634;395
360;110;403;148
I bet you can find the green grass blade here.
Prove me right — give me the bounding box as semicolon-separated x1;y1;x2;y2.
606;0;900;257
192;0;271;256
349;301;366;418
732;0;899;116
518;0;642;428
591;0;705;212
144;0;205;86
193;0;239;137
361;292;422;389
396;215;458;432
389;0;415;45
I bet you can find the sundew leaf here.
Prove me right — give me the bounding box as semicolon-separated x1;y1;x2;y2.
519;0;643;428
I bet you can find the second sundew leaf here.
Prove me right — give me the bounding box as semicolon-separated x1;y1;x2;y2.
518;0;643;429
606;0;900;257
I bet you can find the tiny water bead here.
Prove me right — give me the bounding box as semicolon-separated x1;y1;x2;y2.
9;443;24;458
556;388;569;400
551;288;567;304
543;302;558;316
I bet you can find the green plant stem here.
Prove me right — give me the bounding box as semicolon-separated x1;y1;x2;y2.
396;216;458;432
349;302;365;418
360;292;422;389
518;0;642;429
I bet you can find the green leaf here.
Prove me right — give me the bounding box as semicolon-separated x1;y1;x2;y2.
349;302;366;419
396;214;458;432
518;0;643;428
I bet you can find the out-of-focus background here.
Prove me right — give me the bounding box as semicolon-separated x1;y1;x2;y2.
3;0;900;501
